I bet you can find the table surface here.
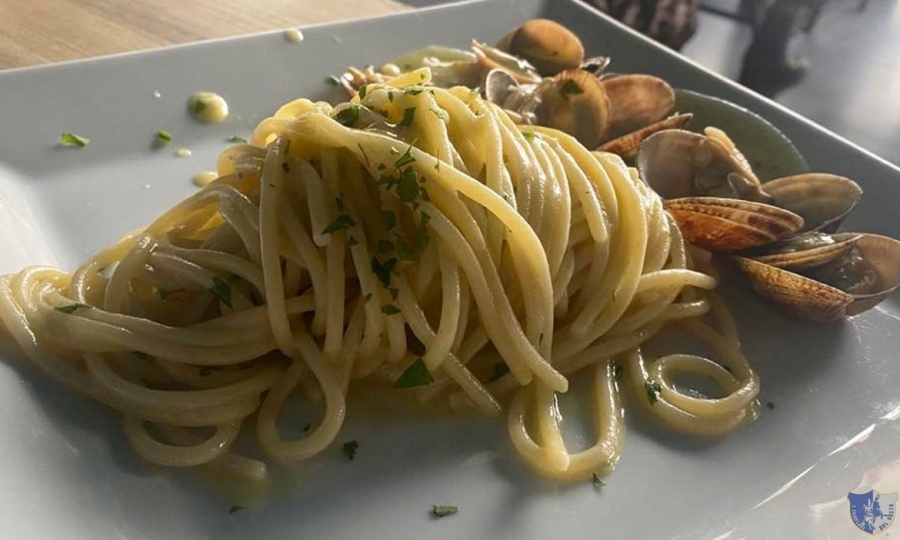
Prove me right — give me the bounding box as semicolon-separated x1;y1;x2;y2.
0;0;409;71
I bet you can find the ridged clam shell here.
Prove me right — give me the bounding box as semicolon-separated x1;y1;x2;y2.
596;113;692;162
763;173;862;233
845;234;900;315
601;75;674;139
752;233;861;270
665;197;804;252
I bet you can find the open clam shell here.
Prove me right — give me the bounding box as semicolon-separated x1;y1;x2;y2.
732;257;853;323
601;75;675;139
762;173;863;233
750;232;862;270
534;69;611;148
665;197;804;252
733;233;900;322
596;113;692;162
673;90;808;181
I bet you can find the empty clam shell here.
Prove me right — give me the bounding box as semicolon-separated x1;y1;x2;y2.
665;197;804;252
750;232;861;270
732;257;853;323
825;234;900;316
602;75;675;139
763;173;862;233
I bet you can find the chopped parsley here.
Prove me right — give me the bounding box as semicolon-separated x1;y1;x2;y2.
521;130;535;140
394;141;417;168
388;287;399;300
591;473;606;488
281;162;291;173
208;276;233;308
432;505;458;518
60;132;89;148
192;99;207;116
229;506;244;514
413;213;431;251
358;84;368;99
394;236;415;261
303;423;311;432
335;104;360;127
227;135;247;144
322;214;356;235
371;257;398;288
766;401;775;410
428;108;447;120
55;302;92;314
559;79;584;100
395;358;434;389
156;130;172;145
398;107;416;128
397;169;419;203
404;87;424;96
380;210;397;230
342;440;359;460
488;363;510;382
644;380;662;405
378;239;394;253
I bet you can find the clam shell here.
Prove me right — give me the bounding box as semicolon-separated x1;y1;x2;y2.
732;257;853;323
845;234;900;315
665;197;804;252
763;173;862;233
752;232;862;270
534;69;611;148
496;19;584;76
601;75;675;139
596;113;692;162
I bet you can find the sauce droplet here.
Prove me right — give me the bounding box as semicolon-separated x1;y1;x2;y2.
284;29;304;43
192;171;218;188
188;92;229;123
175;148;192;158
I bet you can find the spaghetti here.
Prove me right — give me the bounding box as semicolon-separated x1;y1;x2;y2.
0;67;758;483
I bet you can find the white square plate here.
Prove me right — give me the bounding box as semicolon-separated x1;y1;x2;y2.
1;1;899;538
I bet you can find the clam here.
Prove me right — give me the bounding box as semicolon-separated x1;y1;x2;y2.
471;41;542;84
495;19;585;76
601;75;675;139
596;113;692;162
533;70;612;148
636;128;806;252
733;234;900;322
762;173;862;233
748;232;861;270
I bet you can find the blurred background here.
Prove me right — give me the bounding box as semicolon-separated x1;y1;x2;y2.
0;0;896;165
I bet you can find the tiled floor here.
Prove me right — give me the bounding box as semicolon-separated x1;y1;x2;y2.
684;0;900;167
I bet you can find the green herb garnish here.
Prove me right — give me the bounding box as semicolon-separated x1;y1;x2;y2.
521;130;535;140
404;87;424;96
488;363;510;382
60;132;89;148
371;257;398;288
208;276;233;308
381;304;401;315
395;358;434;389
156;130;172;145
644;380;662;405
335;104;360;127
398;107;416;127
432;505;458;518
322;214;356;235
55;302;92;314
591;473;606;488
560;79;584;100
766;401;775;410
388;287;399;300
380;210;397;230
394;236;415;261
358;85;368;99
192;99;207;116
227;135;247;144
229;506;243;514
342;440;359;460
397;169;419;203
413;213;430;251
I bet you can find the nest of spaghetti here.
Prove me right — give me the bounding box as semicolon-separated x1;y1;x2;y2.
0;67;757;486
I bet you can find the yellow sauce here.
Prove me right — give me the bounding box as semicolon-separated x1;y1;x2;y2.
284;29;304;43
175;148;192;158
192;171;218;188
188;92;229;123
